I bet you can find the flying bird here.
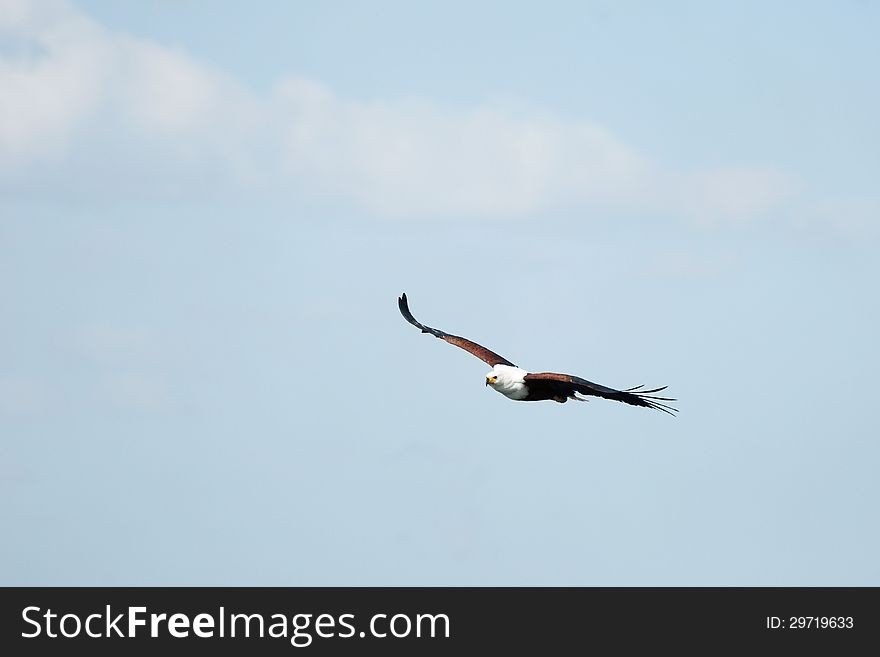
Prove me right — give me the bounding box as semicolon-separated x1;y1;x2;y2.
398;293;677;415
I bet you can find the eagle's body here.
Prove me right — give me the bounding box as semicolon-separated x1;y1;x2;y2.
398;293;677;415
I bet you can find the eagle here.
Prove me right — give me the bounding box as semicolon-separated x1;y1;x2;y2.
398;293;677;415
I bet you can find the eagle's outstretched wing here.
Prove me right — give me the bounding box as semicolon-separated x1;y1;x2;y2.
523;372;678;415
398;293;516;367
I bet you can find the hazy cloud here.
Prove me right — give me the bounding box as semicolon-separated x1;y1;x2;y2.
1;0;800;222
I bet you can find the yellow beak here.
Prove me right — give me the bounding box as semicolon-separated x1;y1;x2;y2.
486;376;497;386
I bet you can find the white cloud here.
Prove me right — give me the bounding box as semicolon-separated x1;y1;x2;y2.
0;0;261;194
0;0;107;165
676;166;801;226
0;0;800;223
275;78;656;217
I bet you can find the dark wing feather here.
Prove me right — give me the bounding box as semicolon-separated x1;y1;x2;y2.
398;293;516;367
523;372;678;415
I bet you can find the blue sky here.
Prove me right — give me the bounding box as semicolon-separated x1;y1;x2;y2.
2;0;879;585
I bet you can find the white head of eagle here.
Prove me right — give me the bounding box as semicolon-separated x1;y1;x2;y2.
398;293;677;414
485;364;530;401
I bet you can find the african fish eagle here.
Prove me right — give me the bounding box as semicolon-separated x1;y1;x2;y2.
398;293;677;415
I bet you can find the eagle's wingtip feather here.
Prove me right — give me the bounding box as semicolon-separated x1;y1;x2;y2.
398;293;411;317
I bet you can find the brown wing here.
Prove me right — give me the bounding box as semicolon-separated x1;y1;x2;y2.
398;293;516;367
523;372;677;415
